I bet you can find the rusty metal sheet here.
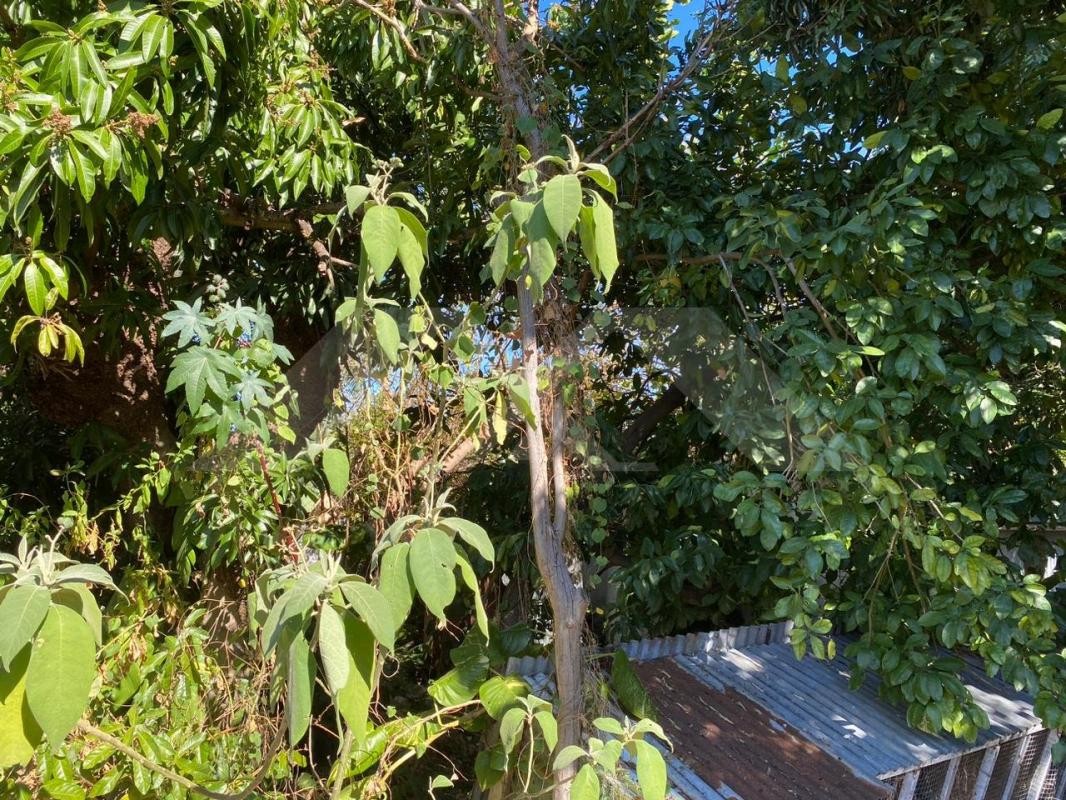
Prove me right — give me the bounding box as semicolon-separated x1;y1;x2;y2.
634;658;893;800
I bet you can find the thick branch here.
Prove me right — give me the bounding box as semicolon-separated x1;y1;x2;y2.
620;383;685;454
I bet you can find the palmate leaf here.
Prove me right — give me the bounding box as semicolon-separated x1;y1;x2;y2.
161;299;213;348
164;346;241;414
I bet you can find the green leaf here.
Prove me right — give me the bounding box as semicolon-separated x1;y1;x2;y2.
335;612;376;746
362;204;401;280
0;585;50;669
634;739;667;800
543;174;582;240
316;602;349;696
26;605;96;745
408;528;457;622
286;633;315;746
526;203;558;286
378;543;413;631
1036;108;1063;131
590;195;619;289
534;710;558;751
611;650;657;721
456;556;489;636
338;580;396;651
345;185;371;215
499;706;526;754
571;763;600;800
439;517;494;563
396;222;425;299
23;261;47;316
478;675;529;719
322;447;350;496
0;647;42;768
489;217;516;286
51;585;102;646
373;308;401;365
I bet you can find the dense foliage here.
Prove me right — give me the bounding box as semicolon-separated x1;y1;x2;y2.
1;0;1065;797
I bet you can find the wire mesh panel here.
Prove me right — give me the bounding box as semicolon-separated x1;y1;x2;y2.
1037;762;1059;800
985;738;1023;800
950;750;988;800
913;761;951;800
1010;731;1049;800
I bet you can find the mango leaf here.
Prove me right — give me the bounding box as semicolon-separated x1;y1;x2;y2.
439;517;494;563
543;174;582;240
23;261;47;315
286;633;316;746
0;647;42;768
0;585;50;669
409;528;457;621
378;543;413;631
338;580;396;651
26;605;96;745
634;739;667;800
362;204;401;280
373;308;401;365
322;447;350;496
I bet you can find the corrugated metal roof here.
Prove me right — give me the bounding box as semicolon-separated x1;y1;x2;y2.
511;624;1046;800
675;640;1040;781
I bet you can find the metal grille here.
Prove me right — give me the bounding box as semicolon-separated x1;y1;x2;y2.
950;750;987;799
986;738;1023;800
1010;731;1049;800
914;760;951;800
1038;763;1059;799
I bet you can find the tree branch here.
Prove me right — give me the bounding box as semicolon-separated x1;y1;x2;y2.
78;719;284;800
620;383;685;454
587;2;734;163
348;0;424;62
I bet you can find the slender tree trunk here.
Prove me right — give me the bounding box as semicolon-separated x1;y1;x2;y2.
516;281;588;798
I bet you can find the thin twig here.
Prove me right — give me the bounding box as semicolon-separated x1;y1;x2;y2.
349;0;424;62
588;2;733;163
78;719;284;800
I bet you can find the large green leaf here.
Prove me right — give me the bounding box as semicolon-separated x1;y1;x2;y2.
322;447;350;496
0;647;42;768
378;542;413;631
439;517;495;563
408;528;458;621
373;308;401;365
571;764;600;800
286;633;315;746
526;203;557;287
590;194;619;289
316;602;349;696
335;612;376;746
634;739;667;800
25;605;96;745
543;174;582;240
396;222;425;299
0;585;50;669
338;580;396;651
362;204;401;280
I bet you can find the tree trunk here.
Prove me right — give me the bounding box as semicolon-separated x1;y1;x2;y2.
482;3;589;795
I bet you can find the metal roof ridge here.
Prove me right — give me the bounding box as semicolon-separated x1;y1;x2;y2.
505;621;794;677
